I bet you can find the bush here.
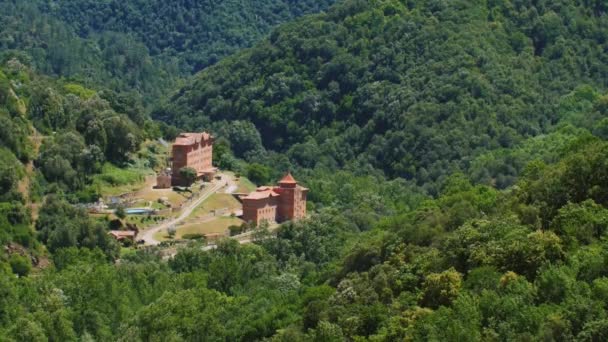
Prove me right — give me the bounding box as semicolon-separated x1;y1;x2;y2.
9;254;31;277
93;163;143;187
182;233;205;240
167;226;176;238
179;167;197;187
229;224;244;236
246;163;271;185
115;205;126;219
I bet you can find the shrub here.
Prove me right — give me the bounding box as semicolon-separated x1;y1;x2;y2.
9;254;31;277
115;205;126;219
167;226;176;238
179;167;197;187
229;224;244;236
182;233;205;240
93;163;143;187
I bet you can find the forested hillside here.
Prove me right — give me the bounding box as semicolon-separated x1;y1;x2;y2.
0;57;163;268
2;0;608;340
42;0;336;73
159;0;608;194
0;0;336;102
2;136;608;340
0;1;174;102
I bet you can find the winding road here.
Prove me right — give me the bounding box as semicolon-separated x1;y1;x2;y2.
139;177;228;245
138;173;279;258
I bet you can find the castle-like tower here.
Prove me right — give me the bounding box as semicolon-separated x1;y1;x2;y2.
241;172;308;226
274;172;307;222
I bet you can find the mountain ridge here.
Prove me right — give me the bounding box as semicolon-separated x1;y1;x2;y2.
158;0;608;195
0;0;608;340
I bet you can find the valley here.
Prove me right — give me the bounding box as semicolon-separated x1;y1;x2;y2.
0;0;608;341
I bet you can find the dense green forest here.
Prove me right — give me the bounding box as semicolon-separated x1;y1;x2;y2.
158;0;608;194
3;137;608;340
1;0;608;340
0;57;163;267
0;1;175;102
0;0;336;102
41;0;337;73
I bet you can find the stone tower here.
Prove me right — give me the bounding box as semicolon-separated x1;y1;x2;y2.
275;172;307;222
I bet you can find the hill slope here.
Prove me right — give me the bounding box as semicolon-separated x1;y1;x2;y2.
158;0;608;193
2;1;608;340
42;0;336;73
0;0;336;101
0;58;159;267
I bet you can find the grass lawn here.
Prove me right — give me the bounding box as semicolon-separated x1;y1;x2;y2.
236;177;257;193
93;163;152;196
152;230;167;242
153;217;244;241
135;185;196;207
191;193;241;218
120;247;137;258
98;173;197;210
178;217;243;236
221;171;257;193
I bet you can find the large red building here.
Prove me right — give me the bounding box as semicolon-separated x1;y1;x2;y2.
171;132;216;186
241;172;308;226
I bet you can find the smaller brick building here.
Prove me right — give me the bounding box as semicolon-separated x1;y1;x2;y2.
155;168;172;189
108;230;136;242
241;172;308;226
171;132;216;186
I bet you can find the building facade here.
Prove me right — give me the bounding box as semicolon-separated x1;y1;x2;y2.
170;132;216;186
241;173;308;226
155;168;172;189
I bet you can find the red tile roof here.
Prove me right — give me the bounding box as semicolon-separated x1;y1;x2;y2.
109;230;136;240
278;172;297;184
173;132;212;146
241;187;281;200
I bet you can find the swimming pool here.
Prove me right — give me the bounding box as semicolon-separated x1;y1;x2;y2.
124;208;154;215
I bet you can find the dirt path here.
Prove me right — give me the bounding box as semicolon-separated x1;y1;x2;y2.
139;173;241;245
18;129;44;222
139;180;226;245
17;129;43;201
224;183;238;194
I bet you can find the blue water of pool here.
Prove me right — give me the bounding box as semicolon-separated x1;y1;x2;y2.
125;208;153;215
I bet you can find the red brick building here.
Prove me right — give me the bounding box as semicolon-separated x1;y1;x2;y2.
155;168;172;189
241;172;308;226
108;230;136;242
170;132;216;186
